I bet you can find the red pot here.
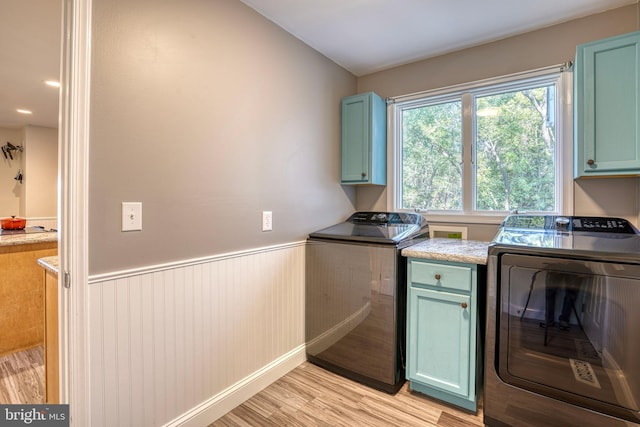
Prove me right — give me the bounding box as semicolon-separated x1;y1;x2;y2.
1;216;26;230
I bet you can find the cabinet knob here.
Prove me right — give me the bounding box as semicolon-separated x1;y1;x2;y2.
461;302;468;309
361;172;367;178
586;159;595;166
434;274;441;280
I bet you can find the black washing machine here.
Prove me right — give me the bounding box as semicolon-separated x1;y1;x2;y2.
485;215;640;426
305;212;427;393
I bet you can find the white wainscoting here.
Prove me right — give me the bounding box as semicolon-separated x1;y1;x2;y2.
88;241;306;427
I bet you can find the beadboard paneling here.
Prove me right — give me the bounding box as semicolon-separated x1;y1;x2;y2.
88;242;305;427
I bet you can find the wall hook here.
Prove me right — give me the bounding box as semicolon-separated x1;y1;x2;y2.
2;142;23;161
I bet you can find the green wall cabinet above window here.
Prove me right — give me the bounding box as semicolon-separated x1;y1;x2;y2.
575;31;640;178
341;92;387;185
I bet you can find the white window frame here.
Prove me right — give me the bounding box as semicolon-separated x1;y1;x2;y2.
386;65;574;224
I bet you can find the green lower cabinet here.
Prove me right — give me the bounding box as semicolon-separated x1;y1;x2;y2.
406;258;479;412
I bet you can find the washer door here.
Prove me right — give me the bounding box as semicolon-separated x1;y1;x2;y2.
497;253;640;423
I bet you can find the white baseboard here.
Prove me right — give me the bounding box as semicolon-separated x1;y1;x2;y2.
164;344;307;427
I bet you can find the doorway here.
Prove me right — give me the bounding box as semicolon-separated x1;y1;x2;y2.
0;0;62;406
0;0;97;423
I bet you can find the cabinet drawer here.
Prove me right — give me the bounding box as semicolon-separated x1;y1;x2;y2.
410;260;472;292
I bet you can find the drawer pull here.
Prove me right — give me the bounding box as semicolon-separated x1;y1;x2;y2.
461;302;468;309
587;159;595;166
434;274;441;280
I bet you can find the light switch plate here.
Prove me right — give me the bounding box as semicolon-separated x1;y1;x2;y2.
122;202;142;231
262;211;272;231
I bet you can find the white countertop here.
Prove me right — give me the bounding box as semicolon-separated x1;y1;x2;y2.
402;238;490;265
0;230;58;247
38;256;59;275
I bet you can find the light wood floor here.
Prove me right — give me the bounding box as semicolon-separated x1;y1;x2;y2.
0;346;45;404
212;362;484;426
0;349;486;426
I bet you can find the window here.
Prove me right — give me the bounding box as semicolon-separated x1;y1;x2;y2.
402;99;462;210
392;66;572;221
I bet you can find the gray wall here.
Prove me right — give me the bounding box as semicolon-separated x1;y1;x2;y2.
357;5;639;98
89;0;357;274
356;5;640;240
88;2;640;272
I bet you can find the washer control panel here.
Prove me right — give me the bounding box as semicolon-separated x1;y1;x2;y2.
347;211;422;225
572;217;636;233
502;215;637;234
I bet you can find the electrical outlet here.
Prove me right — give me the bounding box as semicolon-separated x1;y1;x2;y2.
262;211;272;231
122;202;142;231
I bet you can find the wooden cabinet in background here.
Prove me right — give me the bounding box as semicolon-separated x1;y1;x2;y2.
0;242;57;356
44;268;59;404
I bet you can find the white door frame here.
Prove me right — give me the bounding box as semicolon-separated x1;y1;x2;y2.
59;0;91;425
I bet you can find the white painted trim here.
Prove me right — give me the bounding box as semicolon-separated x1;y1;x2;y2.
423;213;506;225
88;240;307;284
59;0;91;425
560;69;574;216
389;66;571;218
386;102;397;211
88;243;305;425
164;345;306;427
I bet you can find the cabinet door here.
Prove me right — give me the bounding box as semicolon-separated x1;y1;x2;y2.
341;93;371;183
575;31;640;177
45;270;59;403
408;287;471;398
341;92;386;185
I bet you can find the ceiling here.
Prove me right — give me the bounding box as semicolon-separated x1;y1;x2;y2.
1;0;636;130
0;0;61;130
240;0;638;76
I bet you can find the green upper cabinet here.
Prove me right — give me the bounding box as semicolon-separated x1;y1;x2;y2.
575;31;640;178
341;92;387;185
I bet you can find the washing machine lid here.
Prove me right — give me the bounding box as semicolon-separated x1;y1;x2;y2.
309;211;425;244
491;215;640;261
